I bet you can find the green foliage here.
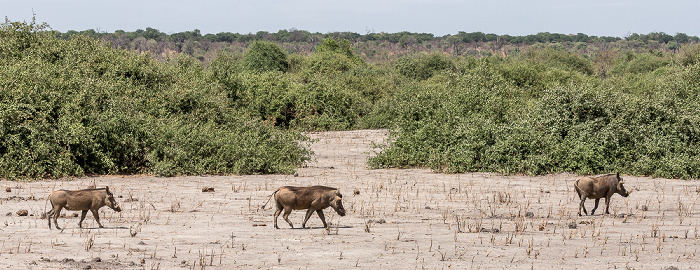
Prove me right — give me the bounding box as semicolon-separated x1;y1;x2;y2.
610;51;671;75
4;19;700;180
395;52;455;80
369;51;700;179
520;47;594;75
679;44;700;67
146;118;310;176
315;38;363;64
369;78;700;178
304;38;364;77
242;41;289;73
0;20;310;179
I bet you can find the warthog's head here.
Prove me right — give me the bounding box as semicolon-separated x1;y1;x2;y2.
616;174;632;197
330;191;346;216
105;186;122;212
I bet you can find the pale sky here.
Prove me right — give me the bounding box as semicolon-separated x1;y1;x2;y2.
3;0;699;37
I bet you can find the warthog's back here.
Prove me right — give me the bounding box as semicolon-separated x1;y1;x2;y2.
50;188;107;211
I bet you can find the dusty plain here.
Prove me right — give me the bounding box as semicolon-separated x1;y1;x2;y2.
1;129;699;269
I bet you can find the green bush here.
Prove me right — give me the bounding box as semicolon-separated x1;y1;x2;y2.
369;57;700;179
0;20;311;179
610;51;671;75
395;52;455;80
242;41;289;73
304;38;364;77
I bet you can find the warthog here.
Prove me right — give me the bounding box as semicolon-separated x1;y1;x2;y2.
574;173;632;216
46;187;122;229
262;186;346;229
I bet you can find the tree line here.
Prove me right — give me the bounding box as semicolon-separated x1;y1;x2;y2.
53;28;700;64
55;27;699;45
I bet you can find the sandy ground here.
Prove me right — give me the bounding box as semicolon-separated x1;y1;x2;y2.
1;129;699;269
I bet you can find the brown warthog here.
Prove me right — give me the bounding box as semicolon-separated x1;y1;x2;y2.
574;173;632;216
46;186;122;229
262;186;346;229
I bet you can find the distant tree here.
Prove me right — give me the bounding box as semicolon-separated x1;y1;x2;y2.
674;33;689;43
289;29;310;42
237;34;255;43
573;33;589;42
255;31;274;41
399;35;417;47
446;35;462;55
647;32;673;43
316;38;358;60
133;37;147;53
142;27;164;41
182;40;196;55
205;32;238;42
242;41;289;72
413;33;435;43
668;41;680;53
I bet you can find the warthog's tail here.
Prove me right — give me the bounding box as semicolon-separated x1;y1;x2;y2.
260;189;280;210
43;194;51;219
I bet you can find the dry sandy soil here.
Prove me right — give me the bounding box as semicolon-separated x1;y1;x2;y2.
1;129;699;269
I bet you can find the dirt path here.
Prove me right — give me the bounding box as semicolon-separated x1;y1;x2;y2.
1;129;698;269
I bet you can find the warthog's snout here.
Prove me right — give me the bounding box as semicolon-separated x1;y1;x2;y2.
622;190;633;197
331;197;346;216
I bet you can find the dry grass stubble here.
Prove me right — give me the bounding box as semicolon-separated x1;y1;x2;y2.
0;129;698;269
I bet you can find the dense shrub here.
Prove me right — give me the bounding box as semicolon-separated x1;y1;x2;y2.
303;38;364;77
0;20;311;179
369;74;700;179
395;52;455;80
610;51;671;75
241;41;289;72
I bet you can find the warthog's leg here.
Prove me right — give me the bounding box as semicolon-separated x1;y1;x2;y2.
52;206;64;230
604;196;611;214
578;197;587;216
273;208;282;229
591;199;600;215
78;210;88;228
302;209;315;228
316;210;328;228
91;209;104;228
46;209;55;229
282;207;294;228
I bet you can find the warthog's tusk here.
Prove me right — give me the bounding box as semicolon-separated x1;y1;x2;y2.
627;190;634;195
